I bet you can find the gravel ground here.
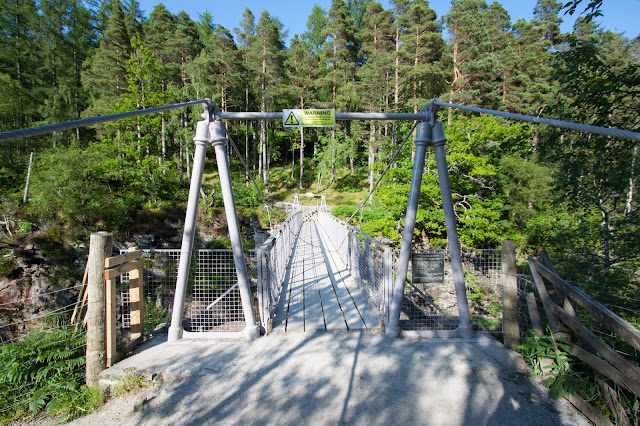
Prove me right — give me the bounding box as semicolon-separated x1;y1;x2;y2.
66;331;588;426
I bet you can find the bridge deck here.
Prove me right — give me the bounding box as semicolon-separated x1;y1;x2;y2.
272;221;381;333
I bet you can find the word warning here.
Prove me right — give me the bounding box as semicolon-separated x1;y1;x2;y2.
283;109;335;128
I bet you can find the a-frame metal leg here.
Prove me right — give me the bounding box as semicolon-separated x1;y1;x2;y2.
386;110;473;338
169;106;259;342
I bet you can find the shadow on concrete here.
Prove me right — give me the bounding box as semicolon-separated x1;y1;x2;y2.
81;331;587;426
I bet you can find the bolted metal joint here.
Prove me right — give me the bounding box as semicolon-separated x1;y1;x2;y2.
208;120;228;147
415;121;447;148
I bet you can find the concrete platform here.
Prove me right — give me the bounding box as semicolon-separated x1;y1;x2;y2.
73;332;588;426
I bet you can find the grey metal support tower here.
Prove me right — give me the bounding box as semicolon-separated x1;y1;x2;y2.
386;106;473;338
168;104;259;342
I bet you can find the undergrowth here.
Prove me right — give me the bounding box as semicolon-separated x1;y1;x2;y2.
0;327;102;424
518;329;640;424
114;373;151;396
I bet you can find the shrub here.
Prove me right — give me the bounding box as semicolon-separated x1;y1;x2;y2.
0;327;100;423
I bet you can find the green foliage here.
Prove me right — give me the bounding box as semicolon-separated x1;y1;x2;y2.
0;328;99;423
0;256;19;278
29;146;126;232
203;238;232;250
518;328;640;422
113;373;150;396
144;297;168;335
517;330;584;399
541;25;640;283
465;271;502;328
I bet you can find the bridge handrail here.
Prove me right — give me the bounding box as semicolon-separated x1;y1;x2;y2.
317;211;394;325
256;211;303;333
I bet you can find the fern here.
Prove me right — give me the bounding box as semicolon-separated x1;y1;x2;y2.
0;327;96;423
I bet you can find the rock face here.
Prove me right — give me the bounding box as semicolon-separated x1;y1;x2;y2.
0;243;82;342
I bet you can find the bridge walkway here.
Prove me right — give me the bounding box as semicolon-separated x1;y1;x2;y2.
272;220;381;333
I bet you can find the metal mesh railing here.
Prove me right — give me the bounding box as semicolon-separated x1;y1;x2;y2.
257;211;303;332
119;248;257;333
399;248;503;333
317;212;393;323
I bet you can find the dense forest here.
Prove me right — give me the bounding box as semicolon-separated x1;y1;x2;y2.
0;0;638;288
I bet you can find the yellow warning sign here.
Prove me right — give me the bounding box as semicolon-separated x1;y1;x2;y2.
285;111;299;126
283;109;335;128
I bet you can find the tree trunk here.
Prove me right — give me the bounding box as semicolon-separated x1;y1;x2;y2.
179;113;184;182
449;40;460;126
261;53;267;187
264;121;270;193
252;123;257;171
291;141;295;179
330;130;336;184
313;129;317;158
626;144;637;215
414;27;419;114
369;123;375;208
601;206;612;285
299;95;305;190
299;127;305;190
137;117;142;165
392;25;400;147
186;142;191;180
245;119;249;180
332;33;337;105
23;152;33;204
161;112;166;175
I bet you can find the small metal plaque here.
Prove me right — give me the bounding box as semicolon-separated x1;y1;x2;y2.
412;252;445;283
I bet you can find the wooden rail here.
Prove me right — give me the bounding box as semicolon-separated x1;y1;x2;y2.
528;256;640;424
103;248;144;367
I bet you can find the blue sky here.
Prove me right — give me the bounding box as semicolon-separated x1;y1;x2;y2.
136;0;640;45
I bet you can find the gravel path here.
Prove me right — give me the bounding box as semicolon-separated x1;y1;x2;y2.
69;332;588;426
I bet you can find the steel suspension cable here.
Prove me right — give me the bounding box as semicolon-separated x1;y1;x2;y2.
431;100;640;142
0;99;211;142
222;123;280;225
347;121;419;225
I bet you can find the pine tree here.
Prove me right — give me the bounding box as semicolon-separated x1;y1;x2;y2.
234;8;256;172
399;0;446;113
251;11;286;191
171;11;201;180
0;0;41;128
304;4;327;55
359;1;394;204
287;34;322;189
445;0;512;111
390;0;408;114
323;0;357;105
82;1;132;116
37;0;95;146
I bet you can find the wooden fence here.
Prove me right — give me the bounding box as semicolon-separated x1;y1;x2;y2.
103;248;144;367
84;232;145;386
529;256;640;426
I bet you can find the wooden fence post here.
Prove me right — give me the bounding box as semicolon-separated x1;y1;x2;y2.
86;232;113;387
128;247;144;343
526;292;543;334
502;240;519;348
105;272;116;367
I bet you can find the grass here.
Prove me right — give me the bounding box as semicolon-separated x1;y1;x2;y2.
266;163;372;209
113;373;151;396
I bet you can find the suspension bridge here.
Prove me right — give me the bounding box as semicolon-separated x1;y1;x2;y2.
2;99;640;425
1;99;639;342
